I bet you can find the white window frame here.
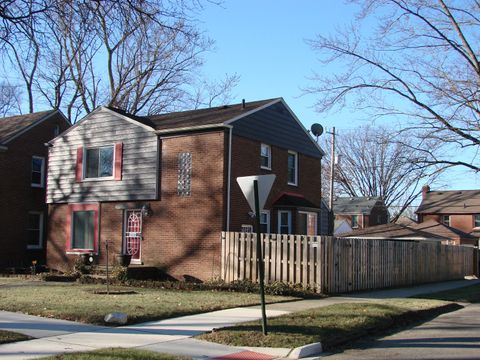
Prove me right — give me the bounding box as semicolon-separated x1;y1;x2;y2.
475;214;480;228
287;150;298;186
31;156;45;188
442;215;450;227
299;211;318;235
83;144;115;181
27;211;44;250
260;143;271;170
241;224;253;233
277;210;292;234
260;210;270;233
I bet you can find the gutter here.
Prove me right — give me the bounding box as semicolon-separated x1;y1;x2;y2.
155;123;227;135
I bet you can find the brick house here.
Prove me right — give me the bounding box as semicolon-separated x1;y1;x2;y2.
46;98;325;280
0;110;70;268
416;185;480;245
333;196;389;230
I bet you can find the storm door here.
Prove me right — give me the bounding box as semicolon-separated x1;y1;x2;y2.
124;210;142;263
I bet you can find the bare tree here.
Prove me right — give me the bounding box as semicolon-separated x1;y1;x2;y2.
190;73;241;109
0;81;21;116
307;0;480;173
323;125;438;221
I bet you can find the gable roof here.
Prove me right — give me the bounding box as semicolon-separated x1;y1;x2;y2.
416;189;480;214
0;110;62;145
273;193;319;209
333;196;385;215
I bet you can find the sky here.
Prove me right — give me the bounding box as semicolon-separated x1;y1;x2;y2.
197;0;480;192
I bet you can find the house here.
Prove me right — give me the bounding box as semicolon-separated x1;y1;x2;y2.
46;98;325;280
416;185;480;245
334;219;352;236
341;219;477;245
0;110;70;269
333;196;389;230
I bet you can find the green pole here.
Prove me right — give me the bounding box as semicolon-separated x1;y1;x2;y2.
254;180;268;335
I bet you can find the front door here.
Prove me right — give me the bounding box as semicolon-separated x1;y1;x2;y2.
124;210;142;263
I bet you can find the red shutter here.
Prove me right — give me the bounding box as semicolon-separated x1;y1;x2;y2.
114;142;123;181
75;146;83;182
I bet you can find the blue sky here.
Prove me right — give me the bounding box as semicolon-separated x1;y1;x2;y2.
198;1;480;191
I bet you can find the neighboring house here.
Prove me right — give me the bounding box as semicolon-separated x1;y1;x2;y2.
342;219;477;245
417;185;480;245
333;196;389;230
0;110;70;268
46;98;325;280
334;219;352;236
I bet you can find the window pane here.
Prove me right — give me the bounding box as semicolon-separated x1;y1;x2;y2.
475;215;480;227
99;147;114;177
352;215;358;227
85;149;99;178
27;213;41;247
72;211;94;249
32;158;42;172
298;213;307;235
288;153;296;184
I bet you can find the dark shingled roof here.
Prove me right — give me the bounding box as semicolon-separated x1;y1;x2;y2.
416;189;480;214
333;196;384;215
0;110;56;144
107;98;279;132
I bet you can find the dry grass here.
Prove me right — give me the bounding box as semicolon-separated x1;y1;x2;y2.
41;348;189;359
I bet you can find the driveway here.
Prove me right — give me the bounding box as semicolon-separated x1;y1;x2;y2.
323;303;480;360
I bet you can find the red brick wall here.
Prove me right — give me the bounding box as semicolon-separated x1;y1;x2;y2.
229;135;322;233
47;130;225;280
422;213;476;234
0;114;69;268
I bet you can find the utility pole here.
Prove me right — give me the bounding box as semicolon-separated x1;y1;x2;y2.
327;127;336;234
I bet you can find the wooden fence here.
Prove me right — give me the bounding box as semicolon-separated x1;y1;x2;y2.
221;232;478;294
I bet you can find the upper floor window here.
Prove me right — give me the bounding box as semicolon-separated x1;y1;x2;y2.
442;215;450;227
474;214;480;228
27;211;43;249
76;143;122;182
31;156;45;188
351;214;359;228
85;146;114;179
287;150;298;186
260;144;271;170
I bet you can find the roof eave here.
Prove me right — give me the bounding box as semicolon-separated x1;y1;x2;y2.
155;123;231;135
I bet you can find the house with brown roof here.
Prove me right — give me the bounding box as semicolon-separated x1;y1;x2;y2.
0;110;70;269
46;98;326;280
333;196;389;230
416;185;480;245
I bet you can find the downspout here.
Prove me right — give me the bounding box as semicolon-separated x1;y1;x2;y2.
226;126;233;231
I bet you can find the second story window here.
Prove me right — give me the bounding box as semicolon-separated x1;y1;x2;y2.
31;156;45;188
475;214;480;228
442;215;450;227
351;214;359;228
260;143;271;170
287;150;298;186
85;146;114;179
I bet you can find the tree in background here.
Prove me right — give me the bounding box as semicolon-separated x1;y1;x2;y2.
322;125;438;221
1;0;236;122
0;82;21;116
307;0;480;173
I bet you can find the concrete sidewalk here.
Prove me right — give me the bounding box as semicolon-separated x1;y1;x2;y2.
0;278;478;359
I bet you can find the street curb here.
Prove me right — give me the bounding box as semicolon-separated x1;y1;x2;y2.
288;342;323;359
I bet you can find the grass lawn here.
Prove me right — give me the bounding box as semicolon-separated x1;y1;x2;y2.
41;348;189;359
198;299;460;350
415;283;480;303
0;329;32;344
0;280;294;325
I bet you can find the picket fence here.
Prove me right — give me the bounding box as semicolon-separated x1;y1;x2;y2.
221;232;478;294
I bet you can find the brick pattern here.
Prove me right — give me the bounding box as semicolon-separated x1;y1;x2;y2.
0;114;69;267
229;135;322;234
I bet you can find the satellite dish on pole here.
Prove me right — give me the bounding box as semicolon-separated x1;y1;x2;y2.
311;123;324;140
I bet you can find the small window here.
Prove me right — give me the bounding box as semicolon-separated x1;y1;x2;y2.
177;152;192;196
27;212;43;249
241;224;253;233
53;125;60;137
260;144;271;170
278;211;292;234
442;215;450;227
475;214;480;228
260;211;270;233
351;215;359;228
287;151;298;186
31;156;45;188
85;146;114;179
